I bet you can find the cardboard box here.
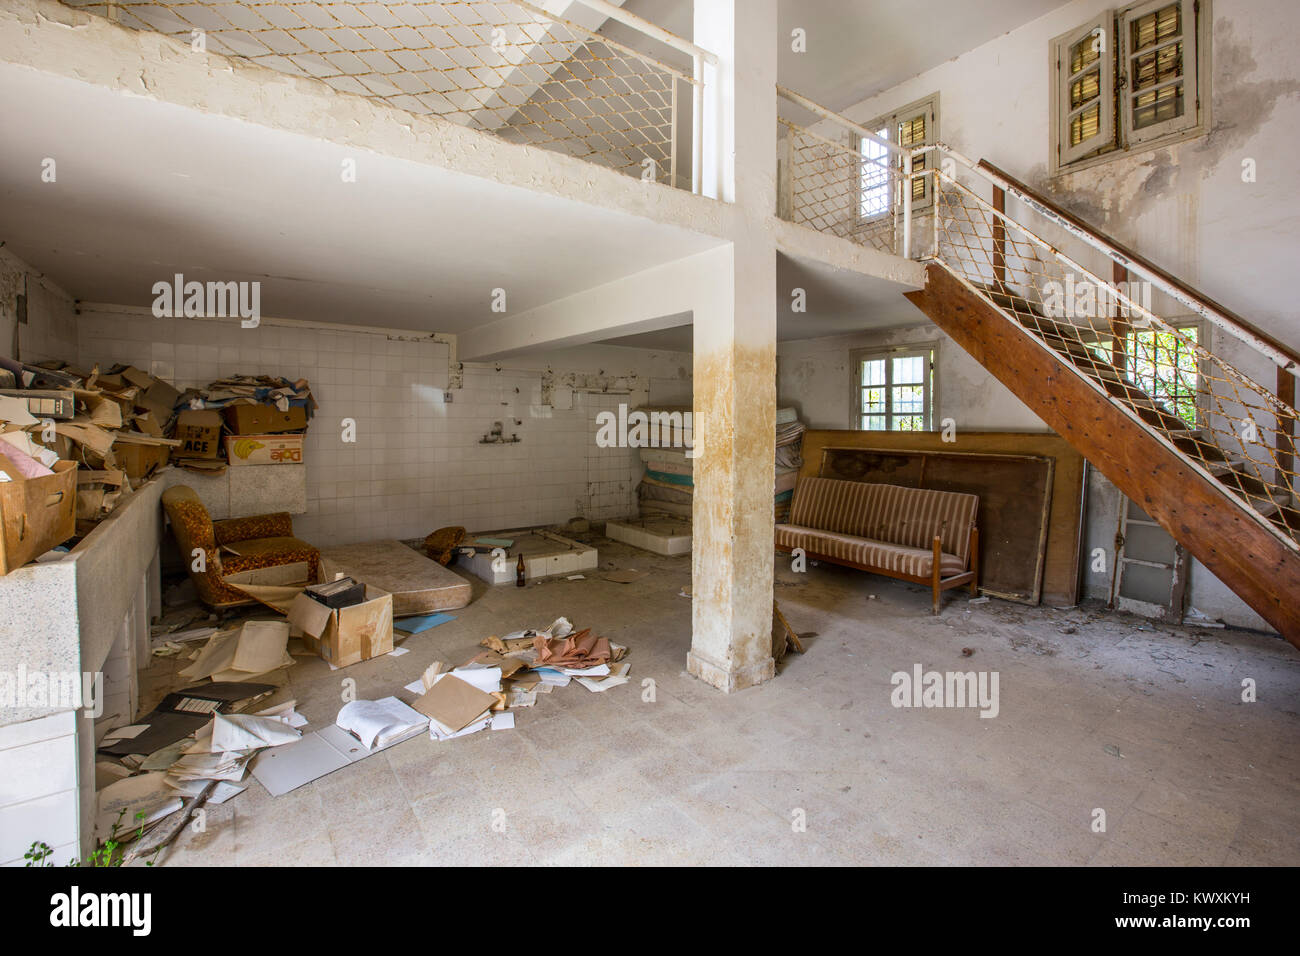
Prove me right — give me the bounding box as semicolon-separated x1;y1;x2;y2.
0;459;77;574
175;409;224;459
288;584;393;668
222;403;307;435
136;379;182;425
113;442;171;480
226;434;304;466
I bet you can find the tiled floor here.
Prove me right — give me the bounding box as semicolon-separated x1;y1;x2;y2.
155;538;1300;866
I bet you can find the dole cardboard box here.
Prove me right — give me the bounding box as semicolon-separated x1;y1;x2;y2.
226;434;304;467
287;582;393;668
222;402;307;435
174;409;224;459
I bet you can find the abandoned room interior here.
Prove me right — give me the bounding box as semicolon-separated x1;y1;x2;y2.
0;0;1296;875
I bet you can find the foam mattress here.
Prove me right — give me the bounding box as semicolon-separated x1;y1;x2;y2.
319;539;472;617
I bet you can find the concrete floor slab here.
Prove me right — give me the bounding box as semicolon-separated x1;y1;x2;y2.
153;536;1300;866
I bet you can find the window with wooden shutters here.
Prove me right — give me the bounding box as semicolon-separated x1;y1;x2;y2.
1121;0;1198;145
1055;13;1115;166
896;107;932;206
856;94;938;220
1050;1;1207;174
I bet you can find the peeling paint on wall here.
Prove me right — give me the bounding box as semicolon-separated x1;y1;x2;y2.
689;341;777;691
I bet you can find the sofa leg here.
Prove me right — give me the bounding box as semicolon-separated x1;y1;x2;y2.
931;535;942;615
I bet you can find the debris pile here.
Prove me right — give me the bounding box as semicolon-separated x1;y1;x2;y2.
0;360;182;566
0;359;318;573
172;374;316;474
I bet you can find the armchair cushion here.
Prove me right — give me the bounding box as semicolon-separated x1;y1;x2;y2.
215;512;294;545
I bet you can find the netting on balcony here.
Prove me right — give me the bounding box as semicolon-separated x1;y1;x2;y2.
62;1;692;186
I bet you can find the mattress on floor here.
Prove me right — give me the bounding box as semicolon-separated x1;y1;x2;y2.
319;539;472;617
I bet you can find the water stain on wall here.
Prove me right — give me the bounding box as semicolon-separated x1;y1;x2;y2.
1025;17;1300;240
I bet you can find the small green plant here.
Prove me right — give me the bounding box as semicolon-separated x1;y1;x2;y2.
24;809;157;867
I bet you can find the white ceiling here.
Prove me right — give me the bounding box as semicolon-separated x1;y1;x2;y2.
596;251;924;351
776;0;1074;111
620;0;1071;111
3;1;1062;349
0;63;719;332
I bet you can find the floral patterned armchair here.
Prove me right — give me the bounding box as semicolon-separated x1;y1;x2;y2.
161;485;321;608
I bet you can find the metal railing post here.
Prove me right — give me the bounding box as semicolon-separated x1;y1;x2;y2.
669;77;678;189
692;52;703;195
902;151;913;259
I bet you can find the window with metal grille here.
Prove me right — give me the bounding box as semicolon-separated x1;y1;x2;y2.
1126;325;1201;426
856;94;937;219
1090;324;1203;426
852;346;936;431
1051;0;1206;173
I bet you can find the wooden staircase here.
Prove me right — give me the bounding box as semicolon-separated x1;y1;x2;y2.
769;87;1300;641
905;262;1300;645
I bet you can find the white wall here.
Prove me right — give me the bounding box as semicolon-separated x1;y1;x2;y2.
75;309;691;544
787;0;1300;631
836;0;1300;342
0;251;78;365
779;324;1045;431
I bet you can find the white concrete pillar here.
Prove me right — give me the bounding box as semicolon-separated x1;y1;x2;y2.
687;0;778;692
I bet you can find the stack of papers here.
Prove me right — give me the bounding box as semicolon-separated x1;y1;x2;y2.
414;673;498;740
336;697;428;750
576;661;633;692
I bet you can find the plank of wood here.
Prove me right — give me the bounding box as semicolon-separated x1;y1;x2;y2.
773;601;804;654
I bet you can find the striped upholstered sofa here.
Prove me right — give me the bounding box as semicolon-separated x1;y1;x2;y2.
774;477;979;613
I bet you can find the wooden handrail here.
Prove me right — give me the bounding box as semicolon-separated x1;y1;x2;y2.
978;159;1300;373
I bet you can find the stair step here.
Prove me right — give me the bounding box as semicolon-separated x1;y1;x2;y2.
1243;495;1281;518
1171;433;1231;462
968;282;1105;344
1206;460;1245;477
1019;314;1107;346
1128;399;1192;433
1040;330;1101;363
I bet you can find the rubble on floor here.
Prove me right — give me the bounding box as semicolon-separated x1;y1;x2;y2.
93;603;630;863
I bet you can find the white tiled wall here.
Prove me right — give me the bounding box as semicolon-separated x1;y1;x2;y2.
586;394;637;520
76;312;665;545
